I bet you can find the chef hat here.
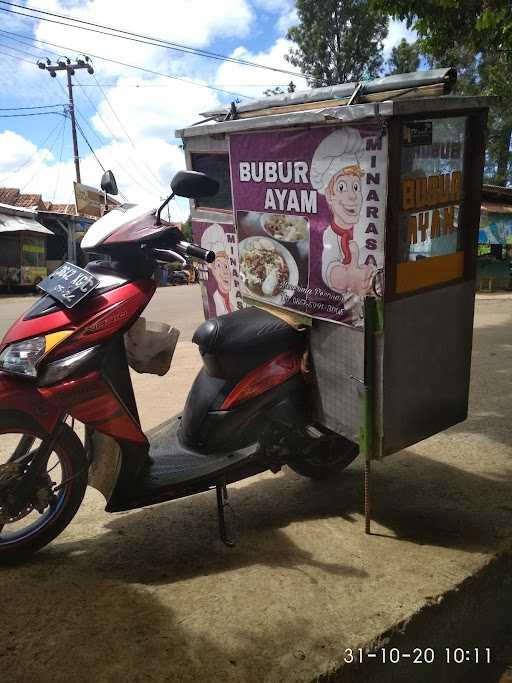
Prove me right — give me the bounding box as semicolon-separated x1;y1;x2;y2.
201;223;227;254
310;127;365;194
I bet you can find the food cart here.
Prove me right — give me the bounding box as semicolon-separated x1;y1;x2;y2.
176;69;489;530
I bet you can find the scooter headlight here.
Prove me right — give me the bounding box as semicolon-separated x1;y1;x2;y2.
0;336;46;377
0;331;74;378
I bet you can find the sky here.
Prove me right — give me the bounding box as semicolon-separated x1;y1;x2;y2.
0;0;416;220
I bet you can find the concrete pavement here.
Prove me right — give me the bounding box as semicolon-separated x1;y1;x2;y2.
0;292;511;682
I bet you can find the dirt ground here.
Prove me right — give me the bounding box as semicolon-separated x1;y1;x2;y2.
0;294;511;682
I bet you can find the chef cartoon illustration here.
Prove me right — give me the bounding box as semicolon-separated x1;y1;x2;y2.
311;127;374;297
201;223;236;316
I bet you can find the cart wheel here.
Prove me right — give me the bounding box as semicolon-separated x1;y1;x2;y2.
288;430;359;479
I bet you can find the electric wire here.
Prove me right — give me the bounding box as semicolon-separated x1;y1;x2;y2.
0;29;256;100
69;78;162;199
0;111;66;117
0;1;302;78
90;73;168;195
0;103;66;110
74;119;129;202
0;40;42;60
0;46;37;66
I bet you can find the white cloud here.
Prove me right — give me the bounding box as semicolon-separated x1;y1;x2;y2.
214;38;308;99
0;130;54;176
382;19;418;59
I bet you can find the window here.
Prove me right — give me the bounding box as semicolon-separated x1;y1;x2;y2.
398;117;466;263
190;153;232;210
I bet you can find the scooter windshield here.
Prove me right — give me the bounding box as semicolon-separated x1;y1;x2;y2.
81;203;160;250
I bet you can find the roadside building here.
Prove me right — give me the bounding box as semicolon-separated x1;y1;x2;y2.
477;184;512;291
0;202;53;290
0;185;120;288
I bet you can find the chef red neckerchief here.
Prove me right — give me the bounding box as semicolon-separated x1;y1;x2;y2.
219;290;233;313
331;222;354;265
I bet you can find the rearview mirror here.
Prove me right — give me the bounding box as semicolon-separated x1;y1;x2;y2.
171;170;219;199
101;170;118;196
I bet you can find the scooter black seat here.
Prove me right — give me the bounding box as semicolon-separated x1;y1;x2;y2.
192;306;306;380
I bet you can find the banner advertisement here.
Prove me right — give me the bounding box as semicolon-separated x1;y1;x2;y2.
191;220;243;320
479;210;512;246
229;124;387;327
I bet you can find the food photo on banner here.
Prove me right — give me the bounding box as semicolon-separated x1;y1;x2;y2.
229;124;388;327
191;221;243;319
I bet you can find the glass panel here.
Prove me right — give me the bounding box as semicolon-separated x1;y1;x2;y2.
398;117;466;263
191;153;233;210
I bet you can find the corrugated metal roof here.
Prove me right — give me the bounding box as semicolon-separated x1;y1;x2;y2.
0;211;54;236
200;68;457;119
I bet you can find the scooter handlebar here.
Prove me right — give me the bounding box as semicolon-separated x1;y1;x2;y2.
176;241;215;263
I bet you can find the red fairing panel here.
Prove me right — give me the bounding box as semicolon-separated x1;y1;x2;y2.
0;370;146;443
0;372;61;433
0;279;156;358
39;372;147;444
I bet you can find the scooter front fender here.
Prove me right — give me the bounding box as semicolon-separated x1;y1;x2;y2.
0;371;61;433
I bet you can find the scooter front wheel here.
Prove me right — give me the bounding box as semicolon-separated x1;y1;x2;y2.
288;430;359;479
0;412;88;563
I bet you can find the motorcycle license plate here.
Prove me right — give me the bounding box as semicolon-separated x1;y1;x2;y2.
38;262;99;308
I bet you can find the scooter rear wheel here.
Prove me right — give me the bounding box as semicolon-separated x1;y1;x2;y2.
288;430;359;479
0;412;87;563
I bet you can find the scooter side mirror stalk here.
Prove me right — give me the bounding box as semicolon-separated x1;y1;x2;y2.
155;193;175;227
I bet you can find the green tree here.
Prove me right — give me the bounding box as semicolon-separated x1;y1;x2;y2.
181;216;192;241
386;38;420;74
371;0;512;185
286;0;388;87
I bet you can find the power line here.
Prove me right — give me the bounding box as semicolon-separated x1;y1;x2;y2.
0;40;40;60
0;29;254;100
0;46;37;66
90;73;167;194
71;78;161;198
0;110;66;117
0;103;66;110
0;1;302;78
73;120;129;202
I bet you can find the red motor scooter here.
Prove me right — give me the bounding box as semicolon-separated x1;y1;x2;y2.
0;170;358;562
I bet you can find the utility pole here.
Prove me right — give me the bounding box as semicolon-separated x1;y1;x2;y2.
37;57;94;184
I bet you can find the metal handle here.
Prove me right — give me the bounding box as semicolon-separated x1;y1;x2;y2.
152;248;186;266
371;268;384;298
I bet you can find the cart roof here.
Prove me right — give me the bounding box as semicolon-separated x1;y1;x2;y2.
176;68;491;140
